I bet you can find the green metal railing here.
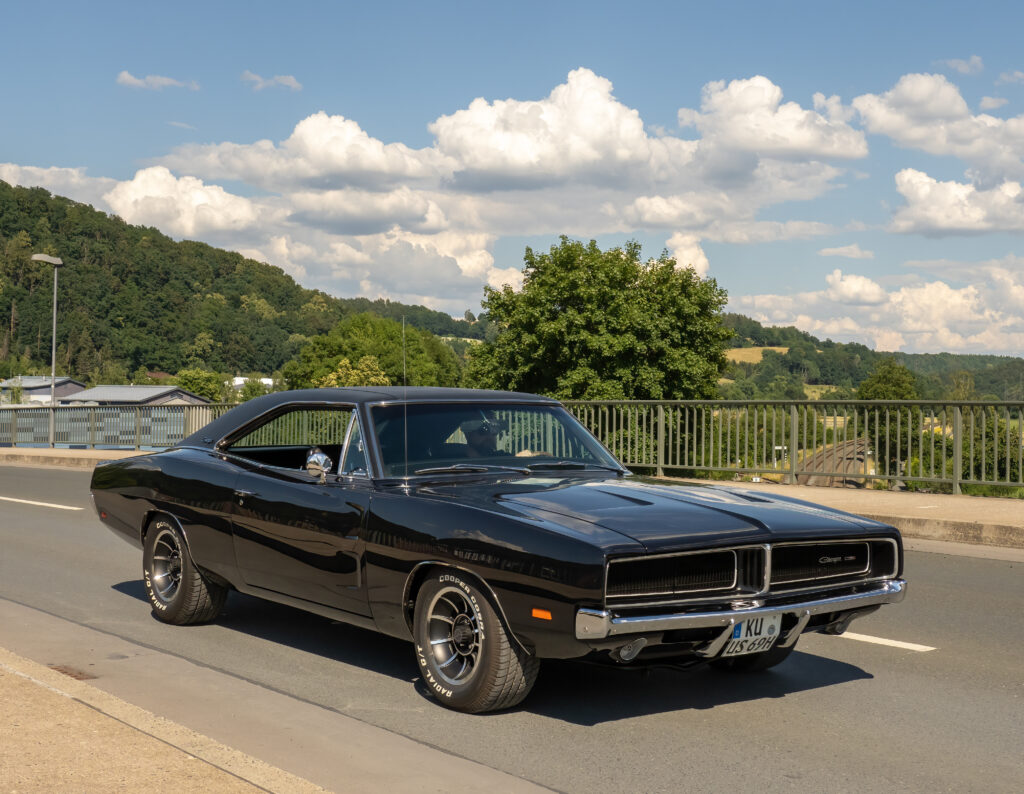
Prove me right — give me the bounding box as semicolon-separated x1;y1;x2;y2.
0;404;234;449
3;399;1022;493
564;400;1024;494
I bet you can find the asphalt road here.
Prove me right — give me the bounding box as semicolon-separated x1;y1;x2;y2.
2;466;1022;793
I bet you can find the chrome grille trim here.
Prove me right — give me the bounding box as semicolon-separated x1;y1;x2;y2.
603;537;899;608
604;545;768;608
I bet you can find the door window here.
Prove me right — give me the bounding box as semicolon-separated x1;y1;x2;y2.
226;407;352;470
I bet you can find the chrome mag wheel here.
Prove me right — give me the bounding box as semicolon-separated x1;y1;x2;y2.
149;527;183;603
426;586;481;686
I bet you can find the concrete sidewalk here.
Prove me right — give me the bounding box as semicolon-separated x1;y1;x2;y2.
0;647;323;793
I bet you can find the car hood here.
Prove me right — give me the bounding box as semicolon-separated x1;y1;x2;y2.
422;475;893;553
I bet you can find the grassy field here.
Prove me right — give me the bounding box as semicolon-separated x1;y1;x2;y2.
726;346;789;363
804;384;836;399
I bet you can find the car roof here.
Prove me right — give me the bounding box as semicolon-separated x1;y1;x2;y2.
178;386;559;449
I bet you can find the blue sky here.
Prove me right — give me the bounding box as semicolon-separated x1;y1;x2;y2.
3;1;1024;354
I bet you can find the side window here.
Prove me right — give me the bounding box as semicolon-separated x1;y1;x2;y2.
340;412;368;476
226;407;352;470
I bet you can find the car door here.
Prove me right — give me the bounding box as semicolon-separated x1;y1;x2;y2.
225;405;372;617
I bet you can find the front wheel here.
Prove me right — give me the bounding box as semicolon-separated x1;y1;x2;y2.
413;572;539;713
709;640;796;672
143;517;226;625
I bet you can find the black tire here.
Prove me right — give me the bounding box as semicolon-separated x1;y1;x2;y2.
142;517;226;625
413;571;539;713
710;640;796;673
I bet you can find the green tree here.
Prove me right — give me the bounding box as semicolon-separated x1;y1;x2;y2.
857;358;919;400
281;313;460;389
130;366;156;385
175;368;225;402
239;374;270;402
467;237;731;399
317;356;391;387
948;370;977;401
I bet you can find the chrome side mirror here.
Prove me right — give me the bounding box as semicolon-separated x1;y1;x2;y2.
306;449;333;484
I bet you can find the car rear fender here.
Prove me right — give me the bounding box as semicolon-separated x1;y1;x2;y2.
402;561;531;657
140;510;234;590
142;510;189;550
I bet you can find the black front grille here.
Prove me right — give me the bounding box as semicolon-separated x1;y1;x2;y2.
771;542;870;586
607;550;737;599
604;538;896;605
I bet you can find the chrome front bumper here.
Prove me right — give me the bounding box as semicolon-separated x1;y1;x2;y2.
576;579;907;649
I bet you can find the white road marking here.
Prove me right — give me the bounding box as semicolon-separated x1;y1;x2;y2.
840;632;936;652
0;495;83;511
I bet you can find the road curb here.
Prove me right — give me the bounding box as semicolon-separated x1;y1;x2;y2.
860;514;1024;550
0;451;140;469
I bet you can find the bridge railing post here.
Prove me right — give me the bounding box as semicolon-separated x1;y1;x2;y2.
952;405;962;495
787;404;798;484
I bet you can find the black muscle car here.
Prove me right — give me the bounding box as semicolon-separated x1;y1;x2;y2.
91;387;906;712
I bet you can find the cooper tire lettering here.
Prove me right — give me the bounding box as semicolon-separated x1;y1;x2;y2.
412;569;538;713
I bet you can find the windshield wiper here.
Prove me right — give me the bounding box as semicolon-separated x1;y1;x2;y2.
527;461;625;473
413;463;531;475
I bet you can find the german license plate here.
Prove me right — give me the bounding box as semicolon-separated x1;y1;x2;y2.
721;614;782;657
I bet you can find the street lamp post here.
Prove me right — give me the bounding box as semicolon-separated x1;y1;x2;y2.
31;253;64;447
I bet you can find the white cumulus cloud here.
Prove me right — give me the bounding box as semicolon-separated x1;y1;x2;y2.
732;262;1024;355
103;166;264;237
163;111;449;190
116;71;198;90
678;76;867;160
667;233;710;276
0;164;117;207
853;73;1024;184
979;96;1008;111
940;55;983;75
241;70;303;91
430;67;697;188
890;168;1024;235
818;243;874;259
825;269;887;304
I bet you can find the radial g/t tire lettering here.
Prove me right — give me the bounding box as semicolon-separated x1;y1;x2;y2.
413;571;539;713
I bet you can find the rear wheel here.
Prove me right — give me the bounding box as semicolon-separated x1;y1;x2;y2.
710;641;796;672
413;572;539;713
143;517;226;625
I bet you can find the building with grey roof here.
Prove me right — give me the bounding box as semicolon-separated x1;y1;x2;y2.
58;385;209;406
0;376;86;404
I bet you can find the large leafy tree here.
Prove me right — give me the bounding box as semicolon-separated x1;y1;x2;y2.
857;358;919;400
281;313;460;389
467;237;731;399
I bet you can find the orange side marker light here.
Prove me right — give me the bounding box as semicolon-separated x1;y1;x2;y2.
531;608;553;621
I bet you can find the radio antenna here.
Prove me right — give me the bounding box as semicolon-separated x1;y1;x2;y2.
402;316;408;478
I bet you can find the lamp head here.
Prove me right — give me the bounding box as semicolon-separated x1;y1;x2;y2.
31;254;64;266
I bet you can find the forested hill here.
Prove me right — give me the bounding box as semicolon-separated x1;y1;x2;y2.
722;314;1024;401
0;180;482;380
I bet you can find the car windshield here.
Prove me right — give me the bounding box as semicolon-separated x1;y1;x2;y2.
371;402;622;477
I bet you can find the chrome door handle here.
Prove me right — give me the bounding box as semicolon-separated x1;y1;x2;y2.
234;489;258;504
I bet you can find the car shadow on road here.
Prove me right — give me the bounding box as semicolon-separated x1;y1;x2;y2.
111;582;419;682
522;652;872;725
111;581;870;722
